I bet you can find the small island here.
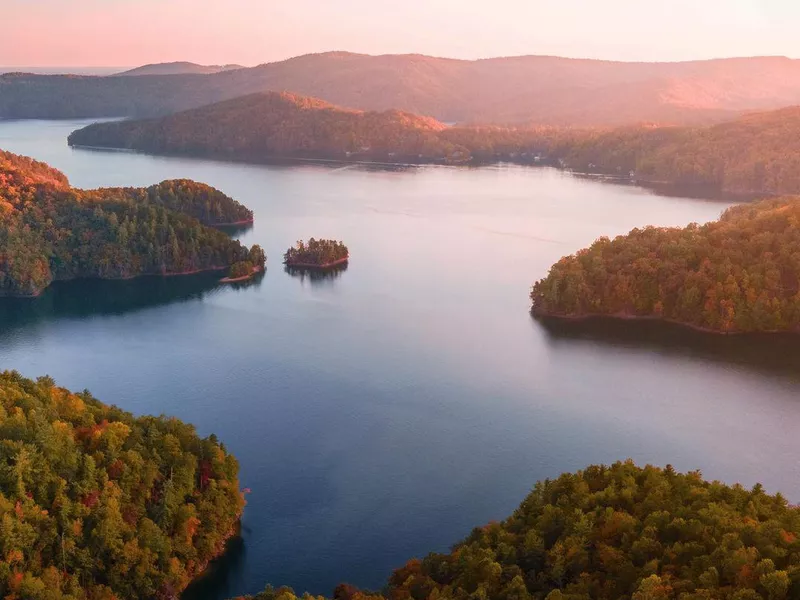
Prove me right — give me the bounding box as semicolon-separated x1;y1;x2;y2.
221;245;267;283
532;196;800;334
284;238;349;269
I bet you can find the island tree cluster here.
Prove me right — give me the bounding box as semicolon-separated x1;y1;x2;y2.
235;461;800;600
531;196;800;333
284;238;349;268
0;370;243;600
0;150;261;296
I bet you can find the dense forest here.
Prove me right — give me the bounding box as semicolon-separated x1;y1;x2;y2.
235;461;800;600
68;92;471;163
0;150;264;296
284;239;349;267
106;180;254;226
531;196;800;333
7;54;800;125
520;107;800;196
226;245;267;280
0;370;243;599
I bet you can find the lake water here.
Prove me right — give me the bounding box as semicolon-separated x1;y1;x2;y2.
2;120;800;599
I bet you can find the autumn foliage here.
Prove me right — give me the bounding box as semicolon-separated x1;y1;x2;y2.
237;462;800;600
532;196;800;333
0;370;243;599
0;150;260;296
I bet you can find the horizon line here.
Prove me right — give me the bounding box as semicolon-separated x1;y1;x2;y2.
3;50;799;72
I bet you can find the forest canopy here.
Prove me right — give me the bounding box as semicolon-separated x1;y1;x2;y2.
0;150;263;296
105;179;254;226
514;107;800;197
531;196;800;333
235;461;800;600
0;370;243;600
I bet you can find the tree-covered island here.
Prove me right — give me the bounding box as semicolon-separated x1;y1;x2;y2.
283;239;349;269
0;150;262;296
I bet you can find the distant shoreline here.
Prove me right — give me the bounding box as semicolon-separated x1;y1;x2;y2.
67;143;756;202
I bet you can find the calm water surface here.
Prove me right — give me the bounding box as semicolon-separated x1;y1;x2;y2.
1;120;800;599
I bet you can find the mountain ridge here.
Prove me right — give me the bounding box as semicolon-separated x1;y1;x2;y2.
118;61;245;76
6;52;800;125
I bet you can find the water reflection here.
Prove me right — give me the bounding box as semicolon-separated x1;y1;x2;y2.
0;273;224;334
284;263;349;285
538;315;800;382
182;535;247;600
216;223;254;238
223;270;267;293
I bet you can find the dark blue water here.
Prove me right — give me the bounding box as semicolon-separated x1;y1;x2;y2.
2;120;800;599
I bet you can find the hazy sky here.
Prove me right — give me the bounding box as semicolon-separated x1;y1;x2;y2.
4;0;800;67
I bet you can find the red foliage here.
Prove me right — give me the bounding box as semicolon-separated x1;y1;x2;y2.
81;490;100;509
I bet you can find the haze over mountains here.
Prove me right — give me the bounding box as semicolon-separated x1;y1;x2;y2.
117;61;245;76
6;52;800;125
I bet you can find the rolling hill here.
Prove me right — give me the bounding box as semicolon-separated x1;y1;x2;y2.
539;105;800;196
67;91;470;163
117;61;244;76
7;52;800;125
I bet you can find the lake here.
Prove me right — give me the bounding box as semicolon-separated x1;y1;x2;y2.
2;119;800;599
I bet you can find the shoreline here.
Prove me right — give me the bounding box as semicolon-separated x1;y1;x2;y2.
284;256;349;269
68;143;459;168
2;265;231;299
531;309;797;336
212;218;254;227
220;265;264;283
182;513;243;596
67;143;763;202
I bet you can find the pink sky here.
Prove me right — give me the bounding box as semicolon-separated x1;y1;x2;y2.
4;0;800;67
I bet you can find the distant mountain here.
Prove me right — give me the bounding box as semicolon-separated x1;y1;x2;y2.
7;52;800;125
68;91;470;163
117;61;244;76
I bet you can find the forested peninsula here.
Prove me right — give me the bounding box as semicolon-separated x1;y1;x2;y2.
488;106;800;197
67;96;800;200
0;370;243;599
67;92;471;164
532;197;800;333
235;461;800;600
0;150;264;296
